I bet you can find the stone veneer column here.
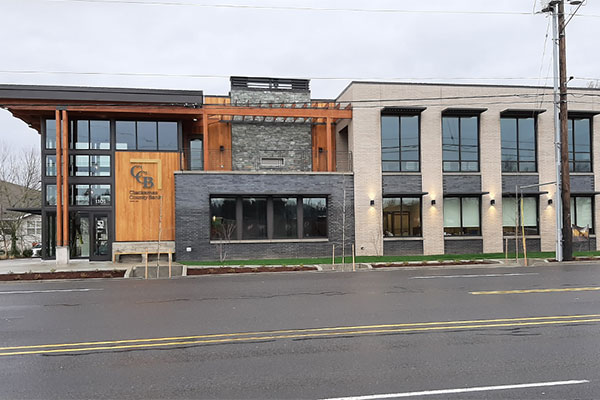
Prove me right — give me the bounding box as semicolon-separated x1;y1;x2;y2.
420;107;444;255
538;109;558;252
349;86;384;256
480;110;503;253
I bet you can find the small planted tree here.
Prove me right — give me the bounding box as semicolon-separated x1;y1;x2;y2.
212;218;236;264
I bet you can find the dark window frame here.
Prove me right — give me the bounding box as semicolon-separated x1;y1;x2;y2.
380;112;422;172
442;114;481;173
382;196;422;237
501;116;538;172
568;116;593;173
443;196;482;236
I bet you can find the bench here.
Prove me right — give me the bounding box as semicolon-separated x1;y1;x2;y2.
113;250;173;278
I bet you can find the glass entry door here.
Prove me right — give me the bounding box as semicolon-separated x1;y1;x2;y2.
70;213;90;258
91;213;111;261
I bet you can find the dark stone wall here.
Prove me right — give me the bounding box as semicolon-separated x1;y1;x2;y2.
382;175;422;195
443;175;481;194
571;174;595;193
175;172;354;261
230;89;312;172
383;239;423;255
444;239;484;254
503;238;542;253
502;174;539;194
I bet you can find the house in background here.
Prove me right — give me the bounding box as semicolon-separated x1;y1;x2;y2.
0;180;41;256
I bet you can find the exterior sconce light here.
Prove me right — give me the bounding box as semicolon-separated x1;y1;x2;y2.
370;200;375;206
219;145;225;152
431;199;436;206
490;199;496;206
548;198;553;205
318;147;324;154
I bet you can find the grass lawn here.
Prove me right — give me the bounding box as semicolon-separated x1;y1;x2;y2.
179;250;600;266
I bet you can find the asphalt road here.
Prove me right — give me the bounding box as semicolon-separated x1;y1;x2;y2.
0;263;599;399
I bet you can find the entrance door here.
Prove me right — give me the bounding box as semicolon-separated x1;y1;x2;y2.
70;213;90;258
90;213;111;261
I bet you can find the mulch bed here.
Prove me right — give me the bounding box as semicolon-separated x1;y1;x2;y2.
371;260;495;268
187;266;317;275
0;270;126;281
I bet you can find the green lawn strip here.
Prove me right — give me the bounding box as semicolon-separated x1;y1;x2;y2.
180;250;600;266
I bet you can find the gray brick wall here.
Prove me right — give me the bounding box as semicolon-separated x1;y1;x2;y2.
382;175;422;195
175;172;354;261
444;239;484;254
503;238;541;253
502;174;539;193
571;174;595;193
443;175;481;193
230;89;312;172
383;239;423;255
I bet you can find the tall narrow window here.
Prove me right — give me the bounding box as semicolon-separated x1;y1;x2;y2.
273;197;298;239
242;197;267;239
383;197;422;237
210;198;237;240
501;117;536;172
443;197;481;236
502;197;539;235
381;115;420;172
303;197;327;237
571;196;593;232
45;119;56;149
45;155;57;177
442;116;479;172
116;121;136;150
568;117;592;172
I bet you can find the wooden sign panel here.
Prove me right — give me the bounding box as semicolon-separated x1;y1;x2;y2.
115;152;179;241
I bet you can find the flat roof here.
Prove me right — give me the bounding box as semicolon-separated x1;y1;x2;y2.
0;84;203;106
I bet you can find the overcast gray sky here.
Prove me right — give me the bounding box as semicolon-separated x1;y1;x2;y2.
1;0;599;152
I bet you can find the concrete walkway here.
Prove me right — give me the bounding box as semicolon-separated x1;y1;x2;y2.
0;258;124;274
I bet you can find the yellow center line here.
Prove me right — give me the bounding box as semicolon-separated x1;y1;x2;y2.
1;317;599;357
471;287;600;295
1;314;599;352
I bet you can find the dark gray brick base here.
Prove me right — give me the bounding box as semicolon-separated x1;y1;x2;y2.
383;240;423;255
444;239;484;254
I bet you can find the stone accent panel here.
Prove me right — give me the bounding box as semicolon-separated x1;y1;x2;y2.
571;174;595;193
502;174;540;193
443;175;481;193
383;239;423;255
444;239;484;254
382;175;422;195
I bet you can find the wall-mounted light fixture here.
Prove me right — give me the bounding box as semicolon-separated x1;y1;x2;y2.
219;145;225;152
548;198;553;205
431;199;436;206
490;199;496;206
370;199;375;206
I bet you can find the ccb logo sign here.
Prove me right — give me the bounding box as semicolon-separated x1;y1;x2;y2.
130;165;154;189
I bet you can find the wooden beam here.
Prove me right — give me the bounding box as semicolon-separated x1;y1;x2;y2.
61;110;69;247
203;110;209;171
55;110;62;247
326;117;333;172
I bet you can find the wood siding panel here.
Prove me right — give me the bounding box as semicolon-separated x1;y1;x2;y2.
115;152;179;241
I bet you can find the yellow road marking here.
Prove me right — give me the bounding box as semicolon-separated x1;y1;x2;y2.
1;313;599;352
471;287;600;295
1;316;599;357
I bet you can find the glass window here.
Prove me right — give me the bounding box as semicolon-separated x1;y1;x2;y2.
137;121;158;151
501;117;536;172
46;185;57;206
72;185;90;206
90;185;111;206
303;197;327;238
158;122;178;151
46;155;57;177
502;197;538;235
381;115;420;172
210;198;237;240
116;121;136;150
273;197;298;239
442;116;479;172
444;197;481;236
90;120;110;150
242;197;267;239
568;118;592;172
75;120;90;150
90;155;111;176
45;119;56;149
71;155;90;176
189;139;203;170
383;197;421;237
571;196;593;232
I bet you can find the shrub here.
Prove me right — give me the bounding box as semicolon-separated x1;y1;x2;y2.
22;248;33;258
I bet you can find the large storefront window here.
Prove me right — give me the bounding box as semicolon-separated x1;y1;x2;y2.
210;198;237;240
383;197;422;237
242;197;267;239
571;196;594;232
502;197;539;235
273;197;298;239
303;197;327;238
443;197;481;236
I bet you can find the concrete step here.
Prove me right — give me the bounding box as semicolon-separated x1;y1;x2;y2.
130;264;184;278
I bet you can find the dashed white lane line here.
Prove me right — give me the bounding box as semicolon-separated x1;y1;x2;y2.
0;288;103;295
321;380;589;400
409;272;539;279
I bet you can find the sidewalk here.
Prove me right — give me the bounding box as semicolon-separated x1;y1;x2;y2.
0;258;123;274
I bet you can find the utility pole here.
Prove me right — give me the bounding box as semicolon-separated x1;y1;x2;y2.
557;0;573;260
